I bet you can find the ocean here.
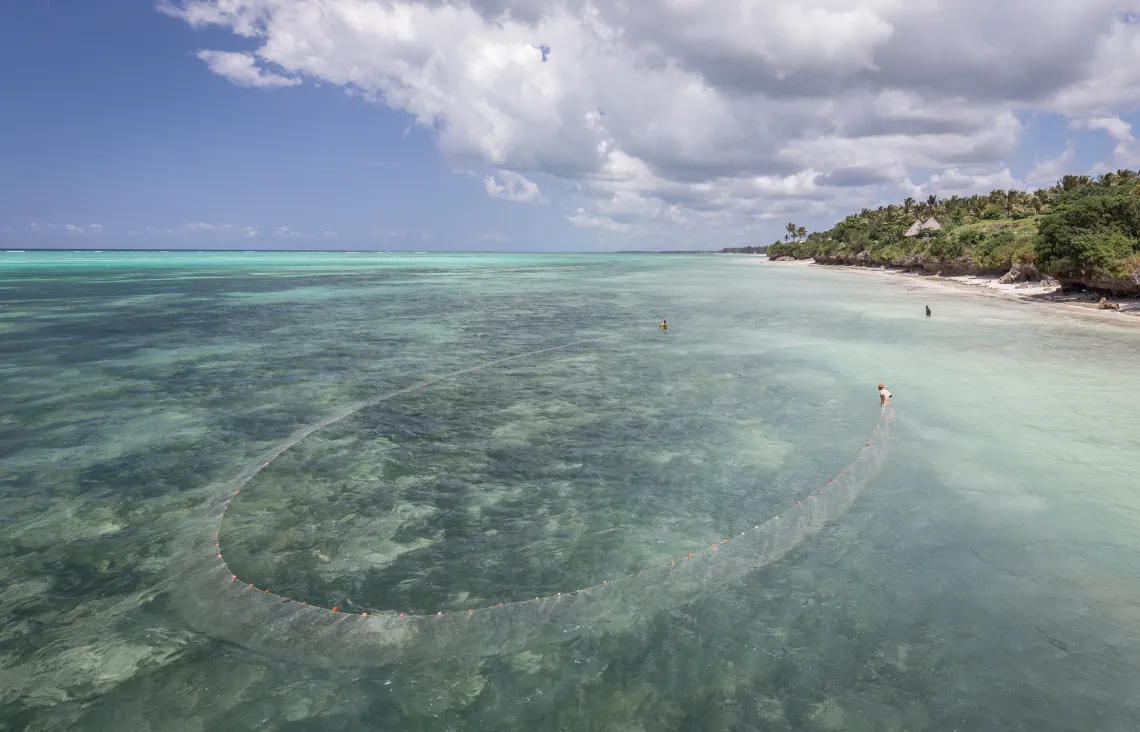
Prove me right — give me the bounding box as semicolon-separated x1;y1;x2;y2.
1;251;1137;730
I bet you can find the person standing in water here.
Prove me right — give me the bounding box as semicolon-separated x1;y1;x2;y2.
925;305;931;317
878;382;892;405
659;318;668;332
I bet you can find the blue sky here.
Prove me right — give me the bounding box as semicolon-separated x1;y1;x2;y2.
2;1;1138;251
0;2;584;251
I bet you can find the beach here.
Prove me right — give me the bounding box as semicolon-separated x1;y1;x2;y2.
764;257;1140;323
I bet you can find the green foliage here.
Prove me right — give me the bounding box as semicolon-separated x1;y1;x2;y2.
927;233;965;260
873;242;907;261
762;169;1140;284
1036;184;1140;277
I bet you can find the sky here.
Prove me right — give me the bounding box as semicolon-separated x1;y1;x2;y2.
2;1;1140;252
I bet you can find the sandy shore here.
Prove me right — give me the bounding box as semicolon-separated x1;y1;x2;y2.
768;258;1140;324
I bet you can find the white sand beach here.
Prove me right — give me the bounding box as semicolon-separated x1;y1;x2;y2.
765;257;1140;323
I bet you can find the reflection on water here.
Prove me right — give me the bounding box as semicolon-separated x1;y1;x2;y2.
1;252;1138;731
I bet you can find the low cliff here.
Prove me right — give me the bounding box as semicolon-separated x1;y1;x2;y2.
799;252;1140;294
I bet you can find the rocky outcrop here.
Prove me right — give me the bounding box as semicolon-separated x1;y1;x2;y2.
1098;297;1122;310
1073;269;1140;296
999;261;1041;283
890;254;927;271
917;257;1004;277
785;249;1140;294
806;250;1010;277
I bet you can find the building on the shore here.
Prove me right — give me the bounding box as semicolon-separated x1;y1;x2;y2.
904;217;942;237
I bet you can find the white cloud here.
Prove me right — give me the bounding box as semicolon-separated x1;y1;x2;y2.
478;232;510;242
1049;22;1140;116
166;0;1140;242
1073;116;1140;171
1108;138;1140;168
64;224;83;234
1072;116;1134;141
903;166;1024;198
1026;144;1078;187
195;49;300;88
567;208;633;233
484;170;546;203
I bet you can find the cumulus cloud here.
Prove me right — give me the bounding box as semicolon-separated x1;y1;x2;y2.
164;0;1140;242
484;170;546;203
1028;143;1081;188
1073;116;1134;141
906;166;1024;198
195;49;300;88
1073;116;1140;170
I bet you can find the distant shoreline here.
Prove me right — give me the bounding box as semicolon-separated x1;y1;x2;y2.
767;257;1140;324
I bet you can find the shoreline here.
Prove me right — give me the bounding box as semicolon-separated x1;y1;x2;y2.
768;258;1140;325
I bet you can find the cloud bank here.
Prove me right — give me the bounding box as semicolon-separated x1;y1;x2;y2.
166;0;1140;242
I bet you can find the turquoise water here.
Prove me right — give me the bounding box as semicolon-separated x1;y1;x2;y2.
1;251;1138;730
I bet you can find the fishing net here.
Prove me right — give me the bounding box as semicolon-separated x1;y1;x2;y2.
174;341;891;666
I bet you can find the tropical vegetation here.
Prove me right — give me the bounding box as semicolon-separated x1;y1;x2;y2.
745;170;1140;291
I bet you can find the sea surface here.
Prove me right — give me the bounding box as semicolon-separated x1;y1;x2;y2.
1;251;1138;731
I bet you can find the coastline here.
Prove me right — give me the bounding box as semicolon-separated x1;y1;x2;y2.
766;258;1140;324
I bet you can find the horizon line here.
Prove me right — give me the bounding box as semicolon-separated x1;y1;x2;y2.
1;247;724;254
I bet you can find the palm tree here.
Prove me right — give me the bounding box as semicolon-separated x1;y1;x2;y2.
785;222;797;243
1059;174;1090;192
926;194;939;216
1003;189;1022;219
903;197;915;217
796;226;807;242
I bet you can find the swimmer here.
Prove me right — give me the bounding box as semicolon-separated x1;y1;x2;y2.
659;318;668;332
925;305;931;317
878;382;892;406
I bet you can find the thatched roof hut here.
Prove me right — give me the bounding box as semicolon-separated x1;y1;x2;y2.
904;218;942;237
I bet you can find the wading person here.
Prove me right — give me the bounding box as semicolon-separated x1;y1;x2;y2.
878;382;892;406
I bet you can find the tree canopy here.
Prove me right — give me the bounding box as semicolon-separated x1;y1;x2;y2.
763;169;1140;283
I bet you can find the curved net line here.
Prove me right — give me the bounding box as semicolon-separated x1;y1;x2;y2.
174;341;892;666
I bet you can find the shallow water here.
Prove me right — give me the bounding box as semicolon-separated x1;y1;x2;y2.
1;251;1138;731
